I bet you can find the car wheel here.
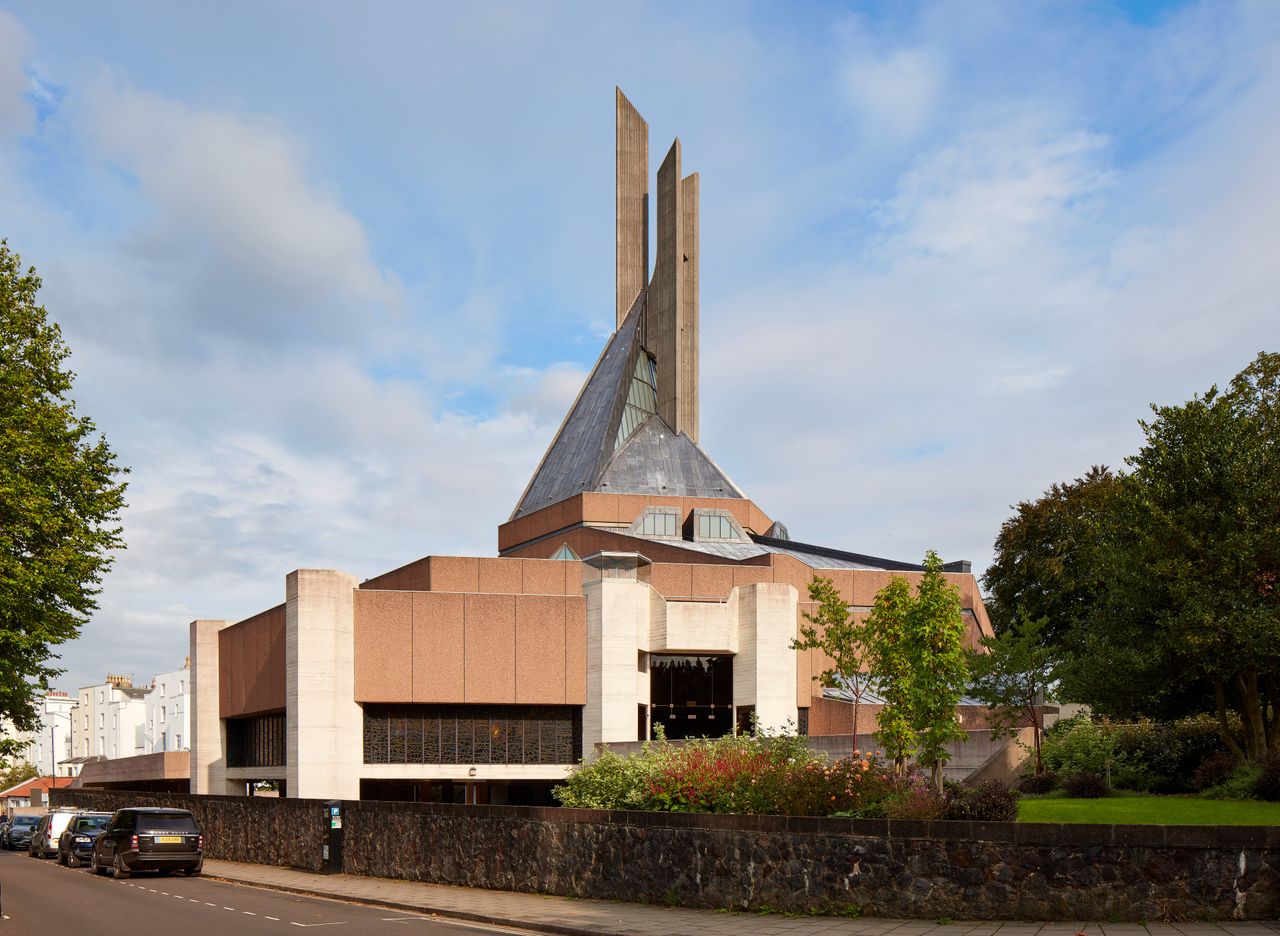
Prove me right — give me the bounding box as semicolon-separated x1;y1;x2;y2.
90;849;104;876
68;852;81;868
112;852;130;880
57;847;67;866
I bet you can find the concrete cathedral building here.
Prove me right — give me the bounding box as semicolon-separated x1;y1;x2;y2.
189;90;993;805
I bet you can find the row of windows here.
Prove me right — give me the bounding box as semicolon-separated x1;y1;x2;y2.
696;513;740;541
636;511;679;537
363;705;582;766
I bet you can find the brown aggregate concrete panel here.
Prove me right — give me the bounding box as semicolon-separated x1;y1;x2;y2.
565;599;587;704
732;566;773;588
521;559;568;595
428;556;480;593
649;562;693;598
360;556;432;591
514;595;567;704
478;557;522;594
411;592;465;702
353;590;412;702
218;604;285;718
690;563;733;599
464;594;516;703
499;492;774;553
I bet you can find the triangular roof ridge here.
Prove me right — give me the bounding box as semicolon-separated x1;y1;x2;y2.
509;291;645;520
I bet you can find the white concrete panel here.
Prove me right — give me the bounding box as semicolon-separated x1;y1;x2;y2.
286;569;361;800
190;618;234;795
739;583;799;733
661;600;736;653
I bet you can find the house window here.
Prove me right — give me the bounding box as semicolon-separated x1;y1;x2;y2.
160;685;165;697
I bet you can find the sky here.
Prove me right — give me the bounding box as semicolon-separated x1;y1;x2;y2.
1;1;1277;696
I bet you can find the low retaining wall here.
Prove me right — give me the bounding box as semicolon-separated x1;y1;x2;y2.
51;789;1279;921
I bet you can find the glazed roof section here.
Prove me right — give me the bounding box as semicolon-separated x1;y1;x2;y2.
614;530;971;574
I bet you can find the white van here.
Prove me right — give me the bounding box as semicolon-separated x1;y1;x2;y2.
29;808;79;859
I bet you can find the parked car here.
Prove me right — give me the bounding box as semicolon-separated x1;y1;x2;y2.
28;808;79;859
57;812;112;868
5;815;38;851
90;808;203;879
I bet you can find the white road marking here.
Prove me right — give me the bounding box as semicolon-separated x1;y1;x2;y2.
223;906;237;910
205;901;217;906
288;924;348;928
244;911;256;915
266;916;281;921
161;891;170;895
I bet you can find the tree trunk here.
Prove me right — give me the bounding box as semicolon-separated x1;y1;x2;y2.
932;758;943;791
1214;677;1247;762
1033;702;1044;776
1266;674;1280;753
1234;669;1268;762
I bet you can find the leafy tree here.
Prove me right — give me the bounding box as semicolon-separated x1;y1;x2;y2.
863;576;916;775
982;465;1120;645
0;759;37;791
1117;352;1280;761
905;551;969;789
983;352;1280;761
864;552;969;787
966;615;1059;776
0;240;127;756
792;575;872;736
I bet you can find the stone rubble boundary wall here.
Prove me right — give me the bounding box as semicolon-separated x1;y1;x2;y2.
51;789;1279;921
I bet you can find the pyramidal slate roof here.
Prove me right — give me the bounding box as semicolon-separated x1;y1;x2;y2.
510;292;743;520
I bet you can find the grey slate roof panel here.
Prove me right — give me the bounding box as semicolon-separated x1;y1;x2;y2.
510;297;643;520
598;415;744;499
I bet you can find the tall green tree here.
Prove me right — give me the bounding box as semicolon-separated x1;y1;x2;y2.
967;615;1059;776
864;552;970;787
0;241;127;758
863;576;916;775
1117;352;1280;761
983;352;1280;761
905;551;969;789
792;575;871;736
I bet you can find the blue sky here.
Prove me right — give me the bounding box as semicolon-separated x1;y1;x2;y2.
1;1;1277;694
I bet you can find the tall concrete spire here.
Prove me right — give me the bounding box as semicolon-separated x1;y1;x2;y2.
615;88;648;328
616;90;700;443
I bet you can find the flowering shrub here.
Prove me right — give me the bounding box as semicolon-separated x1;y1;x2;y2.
555;731;899;817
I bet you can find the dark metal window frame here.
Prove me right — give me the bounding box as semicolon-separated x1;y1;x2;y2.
363;704;583;766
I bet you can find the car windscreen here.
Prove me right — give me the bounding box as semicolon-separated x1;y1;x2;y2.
74;816;109;831
13;817;38;827
137;815;197;831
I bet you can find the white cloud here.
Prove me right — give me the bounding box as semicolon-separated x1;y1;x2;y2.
0;10;31;139
75;72;400;345
839;45;943;143
877;123;1114;261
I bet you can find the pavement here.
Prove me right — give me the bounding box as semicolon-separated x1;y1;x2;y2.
200;860;1280;936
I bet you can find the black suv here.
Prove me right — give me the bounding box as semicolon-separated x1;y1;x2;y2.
90;808;203;878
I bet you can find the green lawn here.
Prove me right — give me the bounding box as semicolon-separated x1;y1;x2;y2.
1019;794;1280;825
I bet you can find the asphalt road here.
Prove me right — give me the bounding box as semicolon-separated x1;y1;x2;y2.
0;848;524;936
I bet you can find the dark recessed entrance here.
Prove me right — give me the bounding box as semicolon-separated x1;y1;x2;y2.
648;654;733;740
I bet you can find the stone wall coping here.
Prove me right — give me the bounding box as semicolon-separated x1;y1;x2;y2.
53;789;1280;849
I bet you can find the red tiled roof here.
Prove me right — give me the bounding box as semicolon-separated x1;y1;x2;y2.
0;776;76;799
